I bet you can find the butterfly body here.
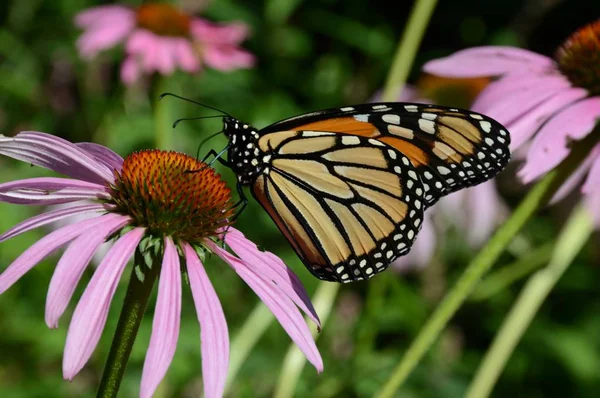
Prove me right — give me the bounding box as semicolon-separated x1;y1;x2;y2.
220;103;510;283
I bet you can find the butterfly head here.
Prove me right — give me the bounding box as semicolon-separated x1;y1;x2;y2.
222;117;266;185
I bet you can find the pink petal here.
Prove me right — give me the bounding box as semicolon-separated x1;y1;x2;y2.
63;227;145;380
76;19;134;58
0;131;114;184
183;243;229;398
0;183;106;205
74;5;135;29
519;97;600;183
140;237;181;398
508;86;588;150
127;30;161;73
209;242;323;372
582;144;600;195
474;74;571;128
76;143;123;172
392;213;435;271
463;182;507;246
0;203;106;243
45;214;130;328
152;37;177;75
423;46;554;78
203;46;256;71
191;19;250;44
173;39;200;72
549;148;596;204
224;228;320;327
0;214;119;295
472;72;551;114
120;56;141;85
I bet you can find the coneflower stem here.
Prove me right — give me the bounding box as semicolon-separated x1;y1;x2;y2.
97;249;160;398
381;0;438;101
376;127;600;398
466;204;593;398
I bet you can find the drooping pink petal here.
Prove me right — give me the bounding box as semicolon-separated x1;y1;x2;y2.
76;18;135;58
423;46;554;78
392;213;435;271
209;242;323;372
63;227;145;380
519;97;600;183
472;72;554;114
173;39;200;72
203;46;256;71
550;144;600;203
152;37;177;75
0;202;106;243
0;132;114;184
0;185;109;205
127;30;161;73
0;214;120;295
224;228;320;327
464;182;507;246
120;56;141;85
74;5;135;29
183;243;228;398
191;19;250;44
508;86;588;150
582;143;600;195
140;237;182;398
473;74;571;128
76;143;123;172
45;214;130;328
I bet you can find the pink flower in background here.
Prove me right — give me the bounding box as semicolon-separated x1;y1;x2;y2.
424;20;600;225
0;132;320;398
74;3;255;85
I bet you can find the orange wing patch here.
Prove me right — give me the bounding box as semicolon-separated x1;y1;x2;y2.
293;117;380;137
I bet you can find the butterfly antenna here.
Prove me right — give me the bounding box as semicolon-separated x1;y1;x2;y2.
172;115;226;128
159;92;231;117
195;130;225;159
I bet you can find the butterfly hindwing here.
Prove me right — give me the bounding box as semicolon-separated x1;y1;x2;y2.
261;102;511;207
251;131;425;283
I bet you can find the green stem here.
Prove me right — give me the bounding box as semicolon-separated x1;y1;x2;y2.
469;242;553;301
153;78;170;150
380;0;438;102
97;250;160;398
274;282;340;398
466;204;593;398
376;128;599;398
224;303;274;394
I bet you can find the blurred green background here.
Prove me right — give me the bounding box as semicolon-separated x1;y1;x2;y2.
1;0;599;397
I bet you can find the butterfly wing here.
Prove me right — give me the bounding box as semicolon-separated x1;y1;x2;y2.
251;131;425;282
261;103;510;207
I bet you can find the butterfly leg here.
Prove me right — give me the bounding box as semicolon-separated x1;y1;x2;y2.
202;147;230;167
230;182;248;221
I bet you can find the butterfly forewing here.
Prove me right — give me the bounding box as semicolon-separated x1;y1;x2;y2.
261;103;511;207
251;130;425;282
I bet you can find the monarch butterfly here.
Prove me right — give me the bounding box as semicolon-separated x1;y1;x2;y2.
169;97;511;283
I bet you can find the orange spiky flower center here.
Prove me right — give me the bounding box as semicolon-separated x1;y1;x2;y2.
109;150;234;244
556;19;600;96
136;3;191;37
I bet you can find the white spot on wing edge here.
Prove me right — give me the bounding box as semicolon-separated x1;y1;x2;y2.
382;114;400;124
340;106;354;112
418;119;436;134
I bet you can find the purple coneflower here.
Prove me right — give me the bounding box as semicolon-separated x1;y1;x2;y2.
0;132;321;397
424;20;600;225
74;3;255;85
